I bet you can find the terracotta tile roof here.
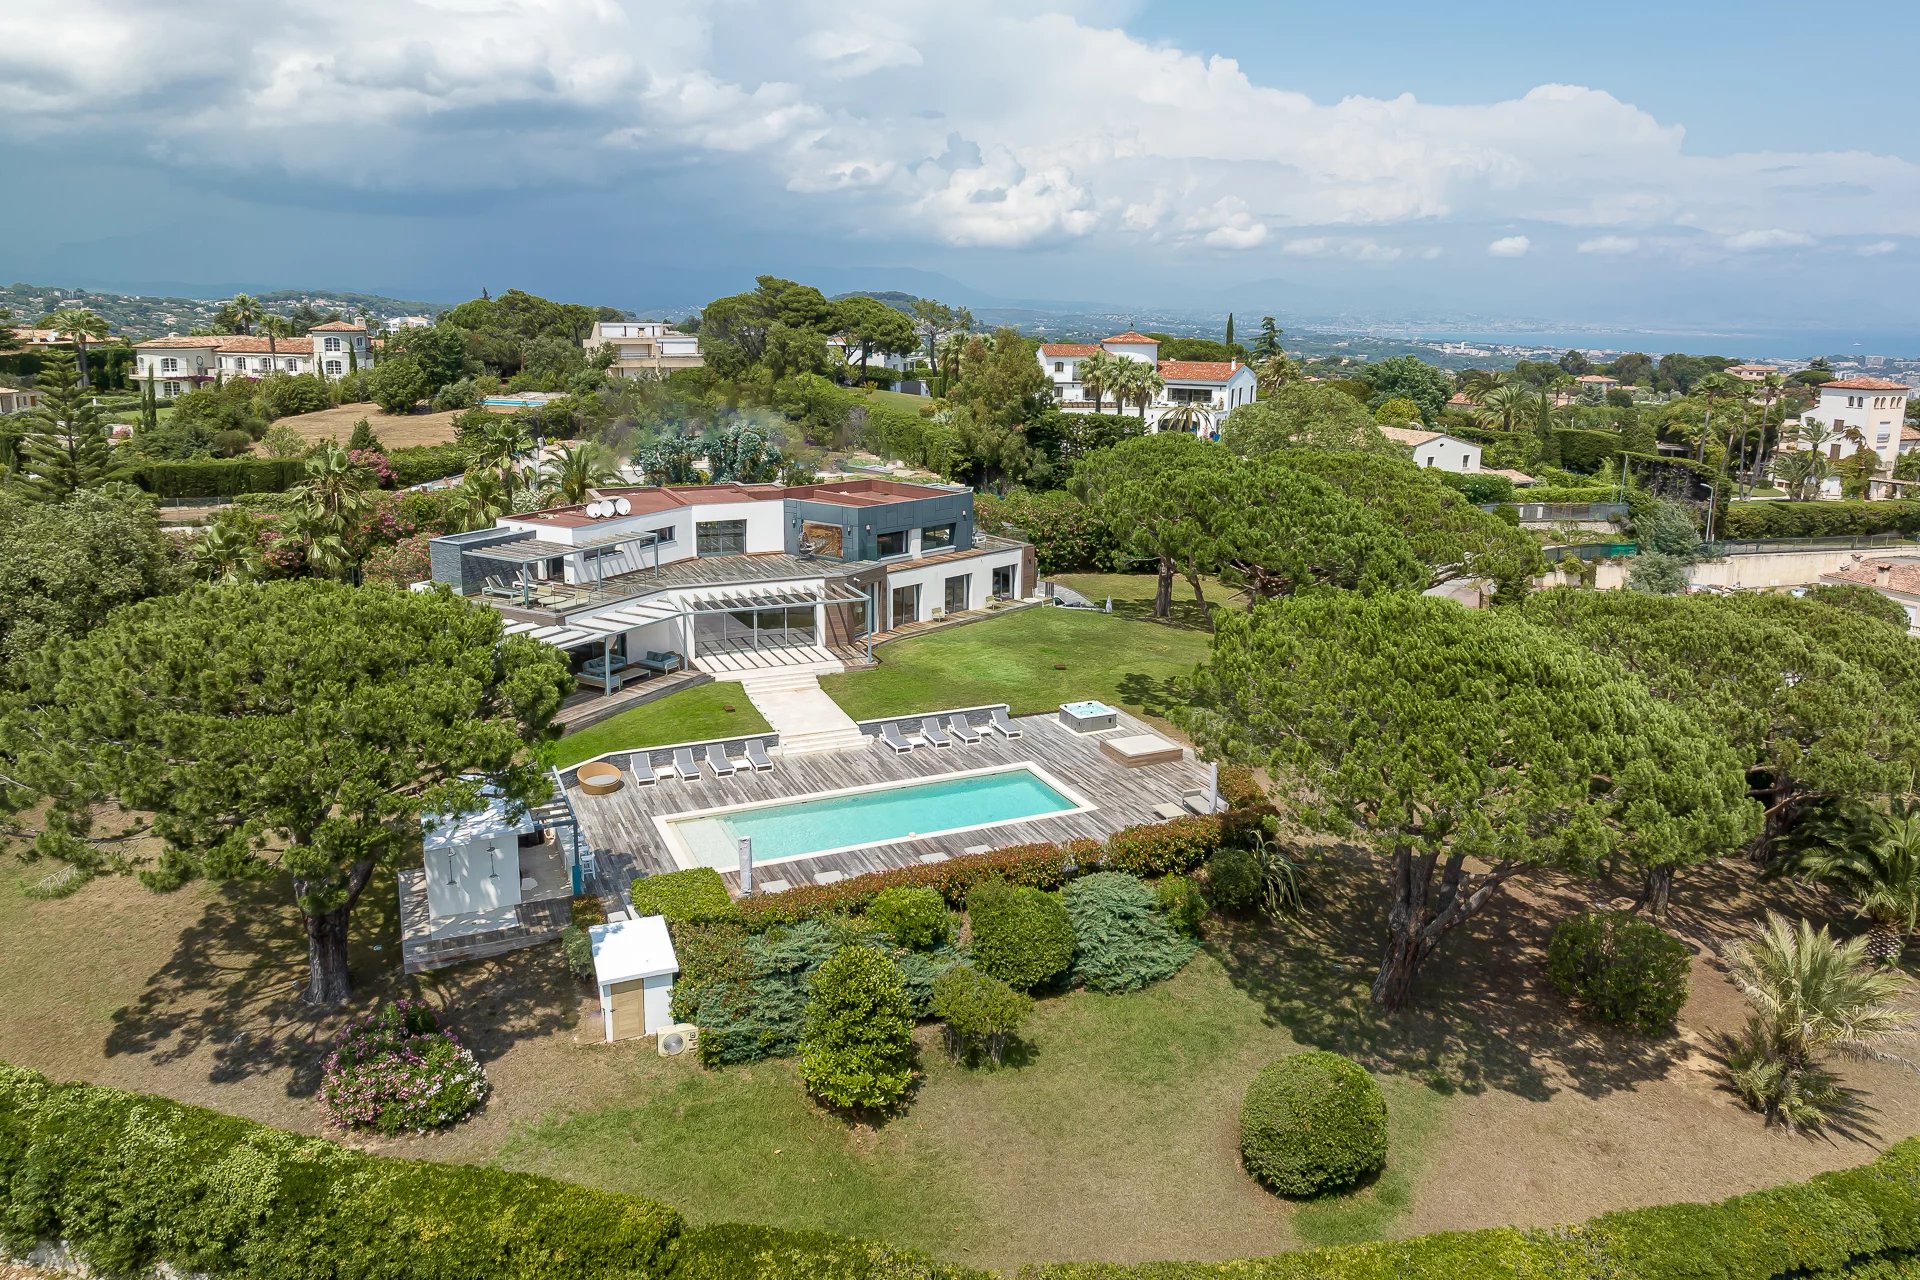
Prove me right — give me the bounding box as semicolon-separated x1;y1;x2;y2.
1575;374;1617;383
1824;558;1920;597
1447;392;1474;405
218;336;314;354
135;336;227;349
1378;425;1444;446
1156;359;1241;383
1039;343;1099;357
1822;377;1911;391
309;321;367;331
1103;331;1157;345
1904;426;1920;441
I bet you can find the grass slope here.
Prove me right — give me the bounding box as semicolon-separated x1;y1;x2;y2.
551;684;771;767
820;606;1211;723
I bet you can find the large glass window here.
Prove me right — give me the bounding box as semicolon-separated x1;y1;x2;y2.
696;519;747;556
992;565;1016;599
890;583;920;627
922;523;955;550
875;529;907;558
944;574;970;613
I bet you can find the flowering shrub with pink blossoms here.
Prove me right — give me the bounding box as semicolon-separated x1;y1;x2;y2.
319;999;490;1135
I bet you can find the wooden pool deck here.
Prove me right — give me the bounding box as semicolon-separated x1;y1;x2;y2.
566;709;1214;901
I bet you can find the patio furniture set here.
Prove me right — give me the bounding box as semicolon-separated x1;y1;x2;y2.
877;706;1022;754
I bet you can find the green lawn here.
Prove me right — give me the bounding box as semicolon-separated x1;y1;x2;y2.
819;603;1212;722
551;683;771;767
1051;571;1232;631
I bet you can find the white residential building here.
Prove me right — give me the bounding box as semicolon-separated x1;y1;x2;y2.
134;320;370;395
1036;331;1258;433
1377;426;1483;473
385;315;434;331
1784;377;1913;493
585;321;704;377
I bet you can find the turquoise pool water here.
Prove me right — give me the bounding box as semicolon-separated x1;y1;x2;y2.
670;766;1081;868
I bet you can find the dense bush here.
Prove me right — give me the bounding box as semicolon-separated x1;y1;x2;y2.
1239;1052;1389;1198
1719;499;1920;541
670;920;844;1065
1100;816;1225;877
1546;911;1692;1034
734;838;1087;930
632;867;740;924
0;1064;680;1280
318;1000;489;1135
893;946;967;1018
966;880;1076;991
798;946;917;1112
866;885;954;950
1062;872;1199;994
974;488;1125;573
932;964;1032;1066
1205;846;1263;912
1439;471;1516;505
387;441;472;485
665;1222;986;1279
1152;874;1208;936
562;924;596;979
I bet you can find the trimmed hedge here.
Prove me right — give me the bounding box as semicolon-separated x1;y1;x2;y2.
1238;1052;1389;1198
130;456;306;500
1102;816;1224;877
0;1064;679;1280
388;441;471;486
666;1222;988;1278
1719;499;1920;541
632;867;740;924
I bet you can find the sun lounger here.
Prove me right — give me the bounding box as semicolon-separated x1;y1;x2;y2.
878;723;915;753
989;707;1021;738
1152;802;1186;821
630;756;658;785
921;718;953;749
744;739;774;772
672;748;700;781
947;715;981;744
704;744;737;777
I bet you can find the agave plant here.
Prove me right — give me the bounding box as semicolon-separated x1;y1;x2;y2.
1721;913;1909;1132
1779;799;1920;966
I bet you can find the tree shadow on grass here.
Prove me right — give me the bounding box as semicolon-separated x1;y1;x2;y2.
103;868;578;1098
1208;856;1688;1102
1116;672;1195;720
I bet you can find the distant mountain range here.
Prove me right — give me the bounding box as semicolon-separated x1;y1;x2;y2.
0;282;447;341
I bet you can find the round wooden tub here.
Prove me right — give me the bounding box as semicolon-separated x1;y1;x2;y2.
577;761;624;795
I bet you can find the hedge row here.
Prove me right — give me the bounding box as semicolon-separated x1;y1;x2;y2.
1021;1136;1920;1280
130;456;307;500
1719;499;1920;541
4;1063;1918;1280
729;817;1225;931
387;442;471;486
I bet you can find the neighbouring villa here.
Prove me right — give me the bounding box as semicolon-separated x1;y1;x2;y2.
1037;331;1258;431
133;321;373;396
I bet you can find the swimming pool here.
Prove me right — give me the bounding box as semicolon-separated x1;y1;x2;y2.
660;763;1092;869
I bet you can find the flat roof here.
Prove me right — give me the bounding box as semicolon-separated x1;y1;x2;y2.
591;915;678;984
421;789;536;851
509;478;962;529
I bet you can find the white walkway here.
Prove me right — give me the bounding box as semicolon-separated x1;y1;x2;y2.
732;668;868;756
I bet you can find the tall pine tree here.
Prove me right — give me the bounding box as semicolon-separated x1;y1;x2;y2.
18;349;123;501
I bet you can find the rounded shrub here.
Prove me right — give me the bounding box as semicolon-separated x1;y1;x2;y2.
320;1000;489;1135
797;945;916;1112
1206;845;1262;913
866;885;954;950
1545;910;1691;1034
1239;1051;1388;1197
965;879;1075;990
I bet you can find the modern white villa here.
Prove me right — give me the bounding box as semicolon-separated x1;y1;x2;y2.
1036;331;1258;431
428;478;1036;683
134;321;372;395
583;321;704;377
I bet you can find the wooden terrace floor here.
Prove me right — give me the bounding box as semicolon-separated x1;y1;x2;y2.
567;709;1214;902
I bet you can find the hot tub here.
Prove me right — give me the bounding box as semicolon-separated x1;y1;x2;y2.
1059;699;1119;733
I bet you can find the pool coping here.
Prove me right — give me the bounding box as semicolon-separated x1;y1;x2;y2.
651;760;1097;872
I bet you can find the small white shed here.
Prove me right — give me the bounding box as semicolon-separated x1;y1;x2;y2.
592;915;680;1041
420;791;536;920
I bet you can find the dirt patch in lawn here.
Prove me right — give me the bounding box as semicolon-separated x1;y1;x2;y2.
255;401;464;452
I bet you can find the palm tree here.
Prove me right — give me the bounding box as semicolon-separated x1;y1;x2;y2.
289;442;376;578
259;314;293;373
1079;350;1119;413
225;294;262;336
36;308;110;387
540;441;625;505
1744;374;1785;495
448;468;511;532
1159;400;1214;437
1124;362;1165;422
1473;382;1534;433
1722;913;1910;1132
1460;369;1507;402
1694;371;1744;463
1773;418;1865;501
1780;800;1920;967
191;511;266;583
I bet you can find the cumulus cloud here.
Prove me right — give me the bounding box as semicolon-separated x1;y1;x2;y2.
4;0;1920;258
1488;235;1531;257
1859;240;1899;256
1577;235;1639;254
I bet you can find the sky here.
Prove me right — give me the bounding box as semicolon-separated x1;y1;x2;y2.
2;0;1918;339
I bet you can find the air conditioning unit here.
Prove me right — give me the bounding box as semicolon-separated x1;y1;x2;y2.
657;1023;700;1057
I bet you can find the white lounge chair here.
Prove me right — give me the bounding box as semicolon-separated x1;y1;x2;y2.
744;740;775;772
921;717;954;749
878;723;915;753
947;715;981;744
989;707;1022;738
704;744;738;777
672;748;700;781
630;756;658;786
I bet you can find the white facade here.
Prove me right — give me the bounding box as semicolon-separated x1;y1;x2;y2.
420;793;536;920
1378;426;1483;473
586;320;704;376
1037;331;1259;431
591;915;679;1041
827;337;914;374
1799;379;1912;474
134;338;225;397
